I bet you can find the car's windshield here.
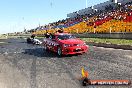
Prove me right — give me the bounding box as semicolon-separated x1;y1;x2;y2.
58;34;76;40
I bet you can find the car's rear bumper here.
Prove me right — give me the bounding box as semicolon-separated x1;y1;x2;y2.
62;45;88;55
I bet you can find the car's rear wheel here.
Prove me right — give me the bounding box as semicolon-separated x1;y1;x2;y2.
57;47;62;56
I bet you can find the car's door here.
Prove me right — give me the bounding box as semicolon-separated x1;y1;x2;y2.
51;35;59;52
46;35;58;52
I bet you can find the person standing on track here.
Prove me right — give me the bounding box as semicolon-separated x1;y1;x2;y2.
31;34;36;39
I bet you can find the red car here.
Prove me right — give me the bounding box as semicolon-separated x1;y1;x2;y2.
42;33;88;56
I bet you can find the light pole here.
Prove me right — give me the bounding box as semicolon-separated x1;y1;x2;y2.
38;18;40;27
86;0;87;8
22;17;26;32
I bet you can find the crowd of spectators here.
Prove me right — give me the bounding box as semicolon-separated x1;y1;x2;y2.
86;1;132;27
35;1;132;32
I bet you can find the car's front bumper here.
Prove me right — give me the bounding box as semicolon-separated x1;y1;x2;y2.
62;45;88;55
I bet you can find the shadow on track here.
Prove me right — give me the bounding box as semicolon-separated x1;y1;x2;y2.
23;48;82;58
23;48;58;57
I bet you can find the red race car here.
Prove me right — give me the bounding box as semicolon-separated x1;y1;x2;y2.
42;33;88;56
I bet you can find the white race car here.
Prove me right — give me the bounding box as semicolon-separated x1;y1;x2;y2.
33;39;42;45
27;38;42;45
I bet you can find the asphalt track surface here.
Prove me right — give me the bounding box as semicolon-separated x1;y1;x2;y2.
0;38;132;88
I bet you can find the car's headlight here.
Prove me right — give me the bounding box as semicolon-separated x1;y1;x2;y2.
63;44;71;47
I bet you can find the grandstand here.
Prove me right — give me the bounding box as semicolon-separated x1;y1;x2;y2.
34;0;132;35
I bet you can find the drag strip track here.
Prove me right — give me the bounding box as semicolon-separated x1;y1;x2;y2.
0;38;132;88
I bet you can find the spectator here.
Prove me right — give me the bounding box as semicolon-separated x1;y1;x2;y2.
31;34;35;39
57;28;64;33
45;32;50;38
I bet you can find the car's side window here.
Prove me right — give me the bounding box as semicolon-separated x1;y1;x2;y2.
49;35;52;39
58;35;63;40
49;35;56;41
52;35;55;39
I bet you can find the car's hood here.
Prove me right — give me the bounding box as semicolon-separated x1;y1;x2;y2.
59;38;84;44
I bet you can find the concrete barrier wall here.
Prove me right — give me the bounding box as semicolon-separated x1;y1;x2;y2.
74;33;132;39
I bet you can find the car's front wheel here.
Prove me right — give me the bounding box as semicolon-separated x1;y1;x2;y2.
57;47;62;56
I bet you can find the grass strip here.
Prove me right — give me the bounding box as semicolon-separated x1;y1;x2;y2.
81;38;132;46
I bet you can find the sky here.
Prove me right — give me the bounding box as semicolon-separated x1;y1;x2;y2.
0;0;108;34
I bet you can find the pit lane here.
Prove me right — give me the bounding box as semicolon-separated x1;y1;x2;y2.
0;38;132;88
